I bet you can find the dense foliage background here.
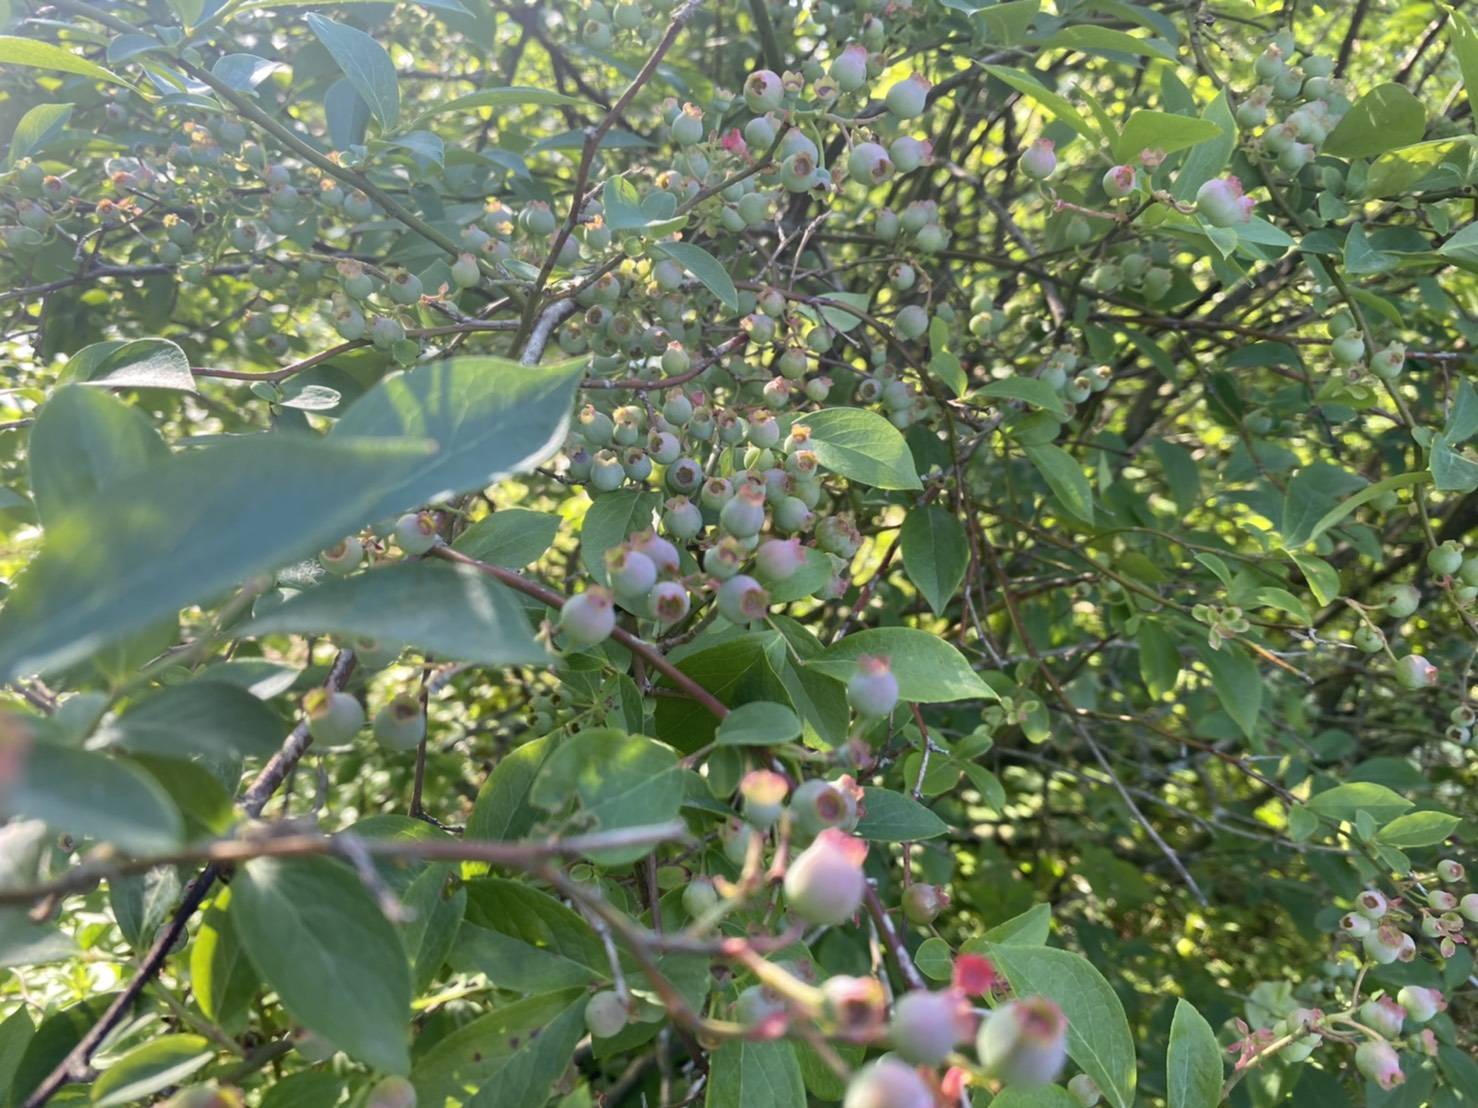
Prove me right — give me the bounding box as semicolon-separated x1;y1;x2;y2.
0;0;1475;1103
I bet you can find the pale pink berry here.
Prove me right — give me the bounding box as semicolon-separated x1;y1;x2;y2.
1194;176;1256;227
889;989;976;1064
783;828;868;925
977;996;1068;1086
1354;1040;1404;1090
1020;139;1056;180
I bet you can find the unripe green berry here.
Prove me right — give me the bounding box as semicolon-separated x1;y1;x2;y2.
1102;165;1135;198
304;688;365;745
848;655;899;717
366;1076;416;1108
901;883;949;925
372;694;426;752
1428;540;1464;576
716;573;769;623
1380;582;1421;618
884;73;930;119
319;537;364;575
1394;653;1438;690
394;511;438;555
560;586;616;646
682;876;719;918
585;990;628;1038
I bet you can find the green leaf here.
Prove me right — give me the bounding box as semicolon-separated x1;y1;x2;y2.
1432;377;1478;493
899;506;968;615
59;338;194;392
982;903;1052;945
915;936;955;980
1304;471;1431;543
1344;223;1396;275
453;508;560;567
1115;110;1222;163
243;561;545;666
1439;220;1478;267
211;52;281;90
410;991;587;1108
190;890;258;1030
259;1072;346;1108
1452;9;1478;104
927;318;968;397
1281;463;1367;546
704;1040;806;1108
306;13;400;130
1197;644;1261;741
1377;810;1463;848
990;1089;1080;1108
1324;83;1427;160
91;1035;212;1107
1150;439;1202;513
800;408;922;491
400;864;466;993
414;85;582;123
1289;551;1340;607
166;0;206;26
0;434;429;683
813;291;872;333
602;177;688;236
1368;135;1477;197
579;489;662;583
717;701;801;746
1166;999;1222;1108
8;743;182;854
1309;782;1414;824
468;736;557;843
651;241;738;313
809;628;995;703
1025;443;1094;524
0;1009;36;1101
1172;92;1238;201
0;823;77;968
982;945;1136;1108
324;77;370;149
330;355;586;522
95;679;282;760
26;386;167;526
456;880;606;991
1137;620;1180;698
975;377;1068;417
653;633;791;751
529;730;684;864
0;36;130;87
854;787;948;841
8;102;72;167
230;856;411;1074
1047;25;1174;60
982;64;1098;142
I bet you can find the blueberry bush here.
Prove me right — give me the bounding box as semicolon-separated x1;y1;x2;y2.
0;0;1475;1104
